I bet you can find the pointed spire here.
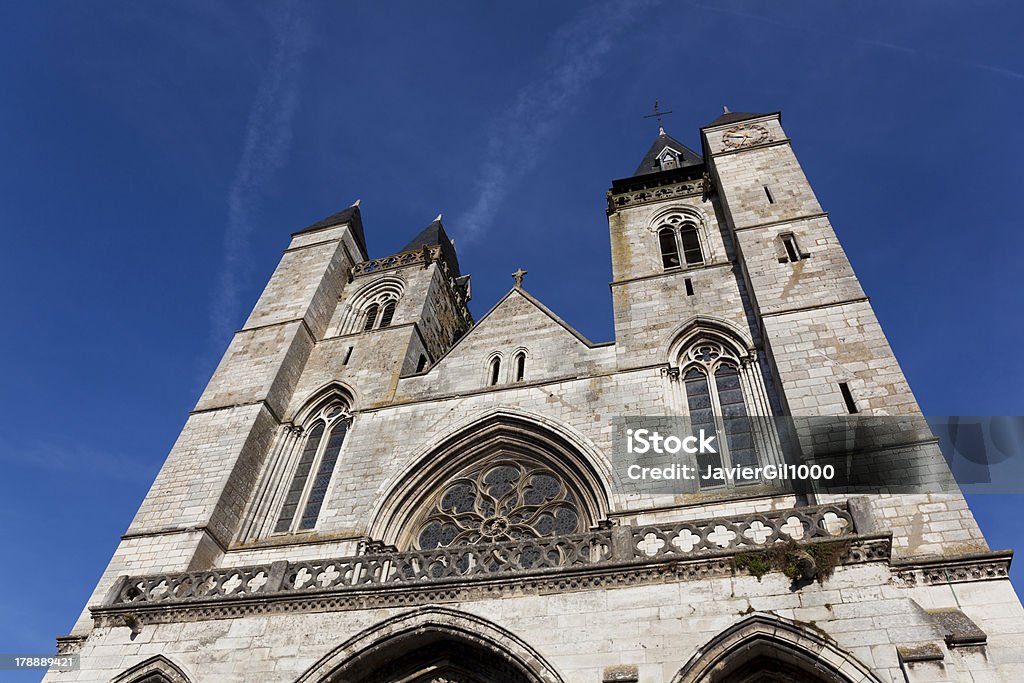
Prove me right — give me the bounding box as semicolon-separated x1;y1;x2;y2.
399;214;461;277
352;198;361;207
632;130;703;177
723;105;730;114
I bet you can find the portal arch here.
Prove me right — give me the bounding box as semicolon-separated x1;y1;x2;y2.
673;613;884;683
296;606;564;683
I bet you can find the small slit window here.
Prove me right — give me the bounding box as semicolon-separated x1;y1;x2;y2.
839;382;859;414
416;354;428;373
342;346;353;365
764;185;775;204
488;357;501;386
659;228;680;269
684;277;694;296
780;233;803;263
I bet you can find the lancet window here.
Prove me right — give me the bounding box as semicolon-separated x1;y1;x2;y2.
273;403;352;533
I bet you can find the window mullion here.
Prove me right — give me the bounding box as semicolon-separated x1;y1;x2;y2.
293;423;331;532
707;363;733;471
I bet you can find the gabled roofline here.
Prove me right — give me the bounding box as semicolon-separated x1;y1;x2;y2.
412;287;607;375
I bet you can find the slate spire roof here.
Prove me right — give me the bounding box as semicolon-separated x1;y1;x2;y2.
633;129;703;177
400;213;461;277
294;200;367;258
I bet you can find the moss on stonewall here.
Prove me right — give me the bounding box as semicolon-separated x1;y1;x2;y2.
731;540;853;585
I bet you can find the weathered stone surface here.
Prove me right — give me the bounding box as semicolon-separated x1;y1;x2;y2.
45;114;1024;683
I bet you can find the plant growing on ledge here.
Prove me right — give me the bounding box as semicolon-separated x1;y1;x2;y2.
733;540;853;584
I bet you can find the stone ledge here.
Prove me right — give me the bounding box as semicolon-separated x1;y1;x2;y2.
90;536;890;626
893;549;1013;586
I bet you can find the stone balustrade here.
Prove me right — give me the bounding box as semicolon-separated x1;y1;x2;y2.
103;504;859;612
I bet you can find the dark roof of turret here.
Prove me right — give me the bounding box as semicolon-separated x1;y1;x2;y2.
293;202;367;258
704;110;774;128
400;215;461;277
633;130;703;176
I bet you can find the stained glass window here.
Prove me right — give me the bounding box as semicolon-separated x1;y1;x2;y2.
680;340;760;488
275;404;350;533
413;460;584;550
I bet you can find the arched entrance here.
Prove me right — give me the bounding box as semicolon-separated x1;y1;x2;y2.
298;607;563;683
673;614;884;683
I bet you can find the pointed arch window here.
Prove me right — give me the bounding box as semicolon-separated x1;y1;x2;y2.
659;228;681;268
378;300;397;328
360;297;399;331
487;356;501;386
655;213;707;271
680;341;759;489
680;223;704;265
274;404;351;533
362;304;379;332
513;351;527;382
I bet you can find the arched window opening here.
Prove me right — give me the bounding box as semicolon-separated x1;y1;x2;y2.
274;404;351;533
680;340;758;489
659;227;681;269
513;351;526;382
680;224;704;265
378;300;397;328
412;458;585;550
362;304;379;332
487;357;501;386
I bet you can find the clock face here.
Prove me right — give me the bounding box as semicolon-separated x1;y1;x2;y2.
722;124;770;149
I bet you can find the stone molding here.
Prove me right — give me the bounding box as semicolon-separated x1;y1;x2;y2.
294;606;564;683
672;612;885;683
894;550;1013;586
607;177;708;212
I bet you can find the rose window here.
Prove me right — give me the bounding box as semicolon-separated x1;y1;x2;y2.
415;460;584;550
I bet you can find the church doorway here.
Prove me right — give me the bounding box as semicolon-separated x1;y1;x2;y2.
324;631;535;683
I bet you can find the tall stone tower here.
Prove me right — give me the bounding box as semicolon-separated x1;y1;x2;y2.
48;111;1023;683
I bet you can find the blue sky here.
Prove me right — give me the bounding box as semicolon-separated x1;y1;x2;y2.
1;1;1023;674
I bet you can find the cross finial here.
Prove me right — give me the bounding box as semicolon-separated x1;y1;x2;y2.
512;268;528;288
643;98;673;132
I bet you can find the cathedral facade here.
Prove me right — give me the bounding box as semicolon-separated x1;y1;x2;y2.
48;112;1024;682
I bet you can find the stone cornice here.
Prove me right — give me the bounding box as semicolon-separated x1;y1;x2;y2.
893;550;1013;586
607;176;708;213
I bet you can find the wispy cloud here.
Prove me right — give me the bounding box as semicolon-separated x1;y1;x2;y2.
209;2;314;341
456;0;658;244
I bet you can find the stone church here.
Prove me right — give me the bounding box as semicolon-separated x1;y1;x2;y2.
48;111;1024;682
